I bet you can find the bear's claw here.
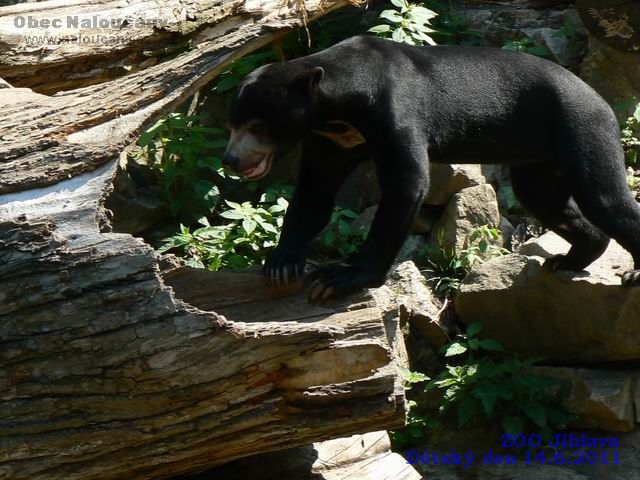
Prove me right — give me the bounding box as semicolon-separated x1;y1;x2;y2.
621;270;640;286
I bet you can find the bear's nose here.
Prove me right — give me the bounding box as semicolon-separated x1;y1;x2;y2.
223;153;240;171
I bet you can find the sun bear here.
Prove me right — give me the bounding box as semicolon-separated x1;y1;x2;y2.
223;35;640;301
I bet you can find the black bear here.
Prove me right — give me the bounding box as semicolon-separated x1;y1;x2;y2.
223;35;640;301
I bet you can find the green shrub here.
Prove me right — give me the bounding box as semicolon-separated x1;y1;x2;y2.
389;369;436;448
502;37;550;58
159;189;290;270
621;102;640;167
429;1;482;46
134;113;231;219
321;207;368;257
425;225;508;296
427;323;573;442
369;0;438;46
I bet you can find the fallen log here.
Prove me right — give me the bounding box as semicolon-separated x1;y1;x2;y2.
0;0;408;478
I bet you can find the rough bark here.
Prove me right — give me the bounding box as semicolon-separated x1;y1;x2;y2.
0;1;407;479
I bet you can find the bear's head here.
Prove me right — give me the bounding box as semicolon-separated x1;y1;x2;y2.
223;63;324;180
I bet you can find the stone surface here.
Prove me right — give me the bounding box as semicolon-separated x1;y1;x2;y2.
372;261;442;325
522;26;585;67
351;205;377;233
534;367;636;432
105;162;169;235
371;261;448;369
197;431;422;480
580;37;640;121
428;184;501;253
456;3;586;56
425;164;487;205
456;232;640;363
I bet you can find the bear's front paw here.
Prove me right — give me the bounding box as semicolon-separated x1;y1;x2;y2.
622;269;640;286
542;254;581;273
305;264;386;302
263;248;306;287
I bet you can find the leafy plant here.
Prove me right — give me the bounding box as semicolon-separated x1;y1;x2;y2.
429;1;482;46
369;0;438;46
135;113;231;219
426;323;573;441
321;207;368;257
551;19;583;63
214;51;279;94
502;37;550;58
389;368;439;448
621;102;640;167
424;225;508;296
213;8;377;97
628;174;640;193
159;189;290;270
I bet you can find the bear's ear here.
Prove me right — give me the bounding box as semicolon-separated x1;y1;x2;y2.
291;67;324;96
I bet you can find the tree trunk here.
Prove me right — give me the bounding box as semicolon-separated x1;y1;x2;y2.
0;1;408;479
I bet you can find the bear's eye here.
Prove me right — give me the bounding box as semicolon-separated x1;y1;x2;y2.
250;122;269;136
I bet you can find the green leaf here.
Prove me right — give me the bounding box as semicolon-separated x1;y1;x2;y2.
479;339;505;352
380;10;403;23
261;222;278;234
444;342;467;357
389;0;408;8
338;220;351;236
219;210;245;220
193;180;220;202
501;415;525;436
368;24;391;34
242;218;257;235
410;6;438;22
466;323;482;336
634;103;640;123
215;76;241;93
468;338;480;350
323;230;335;246
138;119;167;147
204;139;228;149
340;209;359;219
472;382;513;416
225;200;242;209
527;46;550;57
268;204;286;213
523;401;547;427
392;28;407;43
457;396;480;427
422;33;437;46
546;405;572;428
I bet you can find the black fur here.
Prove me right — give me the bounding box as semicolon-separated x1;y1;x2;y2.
226;35;640;300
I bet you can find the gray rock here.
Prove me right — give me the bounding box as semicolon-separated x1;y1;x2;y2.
371;261;449;356
206;431;422;479
456;232;639;363
350;205;377;234
580;37;640;122
428;184;501;253
517;230;568;257
425;164;487;205
522;26;585;67
455;3;584;51
534;367;636;432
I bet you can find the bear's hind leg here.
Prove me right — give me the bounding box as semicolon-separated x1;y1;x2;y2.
559;130;640;285
511;164;610;272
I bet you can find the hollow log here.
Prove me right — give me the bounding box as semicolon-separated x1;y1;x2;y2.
0;1;407;479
